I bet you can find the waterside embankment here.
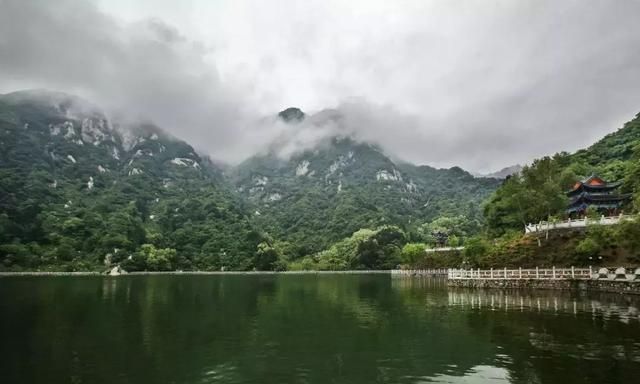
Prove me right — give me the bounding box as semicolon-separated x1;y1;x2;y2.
444;267;640;295
391;267;640;295
447;278;640;295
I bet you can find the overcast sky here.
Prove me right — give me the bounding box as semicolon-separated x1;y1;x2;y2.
2;0;640;172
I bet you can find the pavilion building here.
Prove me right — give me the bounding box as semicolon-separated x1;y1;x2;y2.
566;175;632;217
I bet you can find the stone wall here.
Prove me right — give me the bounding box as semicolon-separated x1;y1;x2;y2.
447;278;640;295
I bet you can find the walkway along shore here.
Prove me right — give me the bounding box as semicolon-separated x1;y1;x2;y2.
394;267;640;295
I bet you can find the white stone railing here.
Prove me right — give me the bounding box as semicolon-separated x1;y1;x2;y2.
449;267;592;280
391;269;449;276
448;266;640;281
524;214;633;234
425;246;464;253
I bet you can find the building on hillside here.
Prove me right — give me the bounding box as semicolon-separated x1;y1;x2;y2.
566;175;632;217
432;231;449;247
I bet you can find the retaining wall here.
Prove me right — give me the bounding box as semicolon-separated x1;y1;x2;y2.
448;278;640;295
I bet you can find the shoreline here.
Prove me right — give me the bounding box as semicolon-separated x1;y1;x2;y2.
447;278;640;295
3;270;639;296
0;270;392;277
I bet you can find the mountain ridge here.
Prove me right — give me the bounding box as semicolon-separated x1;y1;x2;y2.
0;90;501;270
473;165;523;179
3;89;639;271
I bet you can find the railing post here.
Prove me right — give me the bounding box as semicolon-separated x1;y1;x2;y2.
571;266;575;279
536;266;539;279
589;265;593;278
519;267;522;279
552;266;556;279
504;267;507;279
490;268;493;279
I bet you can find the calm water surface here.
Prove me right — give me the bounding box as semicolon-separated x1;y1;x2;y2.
1;274;639;384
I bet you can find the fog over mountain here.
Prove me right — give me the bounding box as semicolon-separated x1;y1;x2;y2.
2;0;640;172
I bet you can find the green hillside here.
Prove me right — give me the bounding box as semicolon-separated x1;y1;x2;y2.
484;112;640;236
232;133;498;257
0;90;260;271
0;91;501;271
472;112;640;268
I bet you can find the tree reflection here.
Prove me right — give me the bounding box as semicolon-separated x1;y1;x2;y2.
1;275;639;384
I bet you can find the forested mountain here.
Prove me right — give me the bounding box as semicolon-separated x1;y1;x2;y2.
0;90;260;271
0;90;500;271
232;112;499;255
3;90;639;271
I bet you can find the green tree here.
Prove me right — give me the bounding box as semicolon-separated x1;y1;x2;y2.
255;242;279;271
462;237;490;267
575;238;601;259
400;243;426;265
484;157;569;236
614;219;640;260
447;235;460;247
130;244;177;271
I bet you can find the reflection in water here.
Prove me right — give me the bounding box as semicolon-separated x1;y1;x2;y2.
416;365;511;383
445;287;640;368
528;332;640;363
0;275;639;384
447;289;640;324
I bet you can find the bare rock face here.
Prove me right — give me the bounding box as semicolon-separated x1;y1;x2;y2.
108;265;127;276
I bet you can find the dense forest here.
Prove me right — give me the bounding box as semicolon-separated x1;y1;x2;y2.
0;90;264;271
2;90;639;271
0;90;499;272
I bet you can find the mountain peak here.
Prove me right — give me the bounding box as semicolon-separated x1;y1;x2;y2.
278;107;305;123
474;164;523;179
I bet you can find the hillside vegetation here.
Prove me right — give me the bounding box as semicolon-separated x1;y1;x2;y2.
0;91;262;271
0;90;499;271
464;113;640;268
232;135;498;257
3;90;637;272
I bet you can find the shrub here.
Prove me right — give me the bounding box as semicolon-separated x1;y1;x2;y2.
400;243;426;265
575;237;601;258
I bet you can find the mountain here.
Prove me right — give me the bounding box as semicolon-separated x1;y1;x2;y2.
231;108;501;255
0;91;501;271
0;90;260;271
474;165;523;179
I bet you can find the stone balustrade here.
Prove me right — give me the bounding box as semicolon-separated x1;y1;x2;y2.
424;246;465;253
448;266;640;281
391;269;449;276
524;214;634;234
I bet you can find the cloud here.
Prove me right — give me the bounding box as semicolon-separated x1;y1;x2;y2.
0;0;260;161
2;0;640;172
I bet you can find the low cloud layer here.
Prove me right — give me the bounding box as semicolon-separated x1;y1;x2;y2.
2;0;640;172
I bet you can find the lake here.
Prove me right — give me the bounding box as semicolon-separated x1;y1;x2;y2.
1;274;639;383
